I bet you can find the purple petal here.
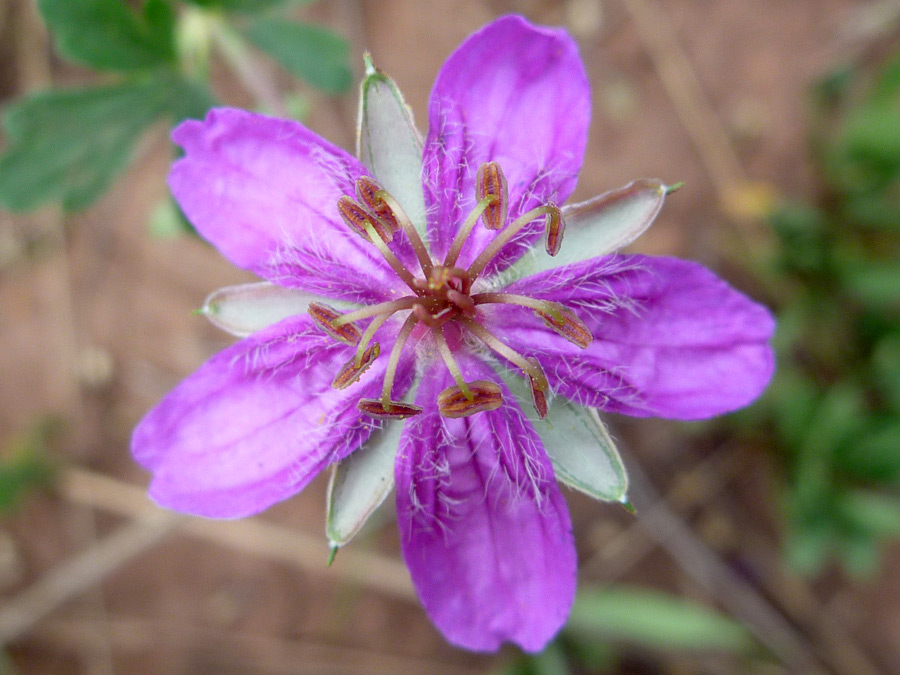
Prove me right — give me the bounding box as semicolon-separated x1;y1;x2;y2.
396;356;575;652
132;316;413;518
493;255;776;419
170;108;401;304
422;15;590;275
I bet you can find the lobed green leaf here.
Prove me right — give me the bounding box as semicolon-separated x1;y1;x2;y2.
244;18;353;94
0;75;216;212
38;0;176;71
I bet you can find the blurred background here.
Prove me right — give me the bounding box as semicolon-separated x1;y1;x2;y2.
1;0;900;673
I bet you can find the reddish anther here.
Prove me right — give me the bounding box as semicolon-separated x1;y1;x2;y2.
535;306;593;349
437;380;503;418
544;204;565;256
357;399;423;419
332;343;381;389
309;302;362;345
475;162;508;230
526;357;549;419
355;176;400;232
337;196;393;243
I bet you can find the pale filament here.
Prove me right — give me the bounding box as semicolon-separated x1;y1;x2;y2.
363;222;419;290
443;196;497;268
472;292;565;321
460;318;549;390
432;326;473;400
332;297;418;326
381;313;418;408
375;189;434;275
467;205;558;278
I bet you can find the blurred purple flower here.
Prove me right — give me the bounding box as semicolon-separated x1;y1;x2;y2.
132;15;774;652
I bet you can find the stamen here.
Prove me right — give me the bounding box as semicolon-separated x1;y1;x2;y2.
544;203;565;256
331;297;417;327
467;204;560;278
432;327;473;401
443;196;497;267
536;307;593;349
372;188;435;275
526;356;549;419
337;196;393;243
380;313;418;409
309;303;362;345
356;399;423;419
437;380;503;418
355;311;394;367
475;162;508;230
362;222;418;290
332;343;380;389
460;318;549;391
355;176;400;232
473;292;567;319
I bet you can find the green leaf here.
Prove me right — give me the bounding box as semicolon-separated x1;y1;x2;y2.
185;0;308;12
38;0;176;71
529;642;571;675
167;76;218;122
838;260;900;309
838;490;900;538
244;18;353;94
835;419;900;482
0;75;209;212
1;418;59;515
567;587;754;652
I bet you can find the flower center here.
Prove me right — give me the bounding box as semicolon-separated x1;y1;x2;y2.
310;164;592;420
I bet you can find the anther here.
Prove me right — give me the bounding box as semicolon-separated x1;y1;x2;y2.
355;176;400;232
475;162;508;230
337;196;393;243
535;306;593;349
357;399;423;419
437;380;503;418
526;357;549;419
309;303;362;345
332;343;380;389
544;204;565;256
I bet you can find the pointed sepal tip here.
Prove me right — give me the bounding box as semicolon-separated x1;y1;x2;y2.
327;544;339;566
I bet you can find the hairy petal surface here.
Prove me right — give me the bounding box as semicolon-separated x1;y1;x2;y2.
396;356;575;652
170;108;400;304
422;15;590;274
493;255;776;419
132;316;412;518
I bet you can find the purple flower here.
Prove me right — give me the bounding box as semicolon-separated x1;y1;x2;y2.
132;16;774;652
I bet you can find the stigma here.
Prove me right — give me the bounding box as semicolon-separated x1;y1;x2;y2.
310;162;592;420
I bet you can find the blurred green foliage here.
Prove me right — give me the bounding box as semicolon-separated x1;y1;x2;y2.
0;0;352;216
763;48;900;577
499;587;755;675
0;418;60;515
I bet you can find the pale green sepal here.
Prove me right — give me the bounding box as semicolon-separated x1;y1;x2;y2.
326;418;403;548
201;282;324;337
543;403;629;503
499;370;629;502
356;55;428;238
501;178;667;283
